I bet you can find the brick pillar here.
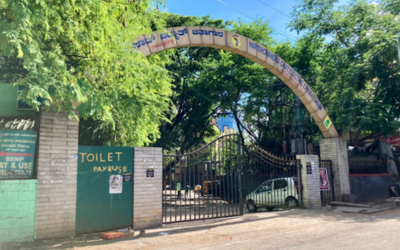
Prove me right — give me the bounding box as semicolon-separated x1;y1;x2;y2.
319;138;350;201
35;109;78;239
296;155;321;209
133;147;162;230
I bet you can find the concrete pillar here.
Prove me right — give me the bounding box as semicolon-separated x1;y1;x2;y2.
35;109;78;239
296;155;321;209
319;138;350;201
133;147;162;230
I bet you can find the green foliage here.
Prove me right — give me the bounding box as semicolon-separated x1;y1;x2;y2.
290;0;400;139
153;14;279;152
0;0;172;146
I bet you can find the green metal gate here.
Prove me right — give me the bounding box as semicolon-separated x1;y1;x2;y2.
76;146;134;234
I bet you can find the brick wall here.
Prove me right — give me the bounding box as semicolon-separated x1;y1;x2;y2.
0;180;37;243
296;155;321;209
133;147;162;230
35;110;78;239
319;138;350;201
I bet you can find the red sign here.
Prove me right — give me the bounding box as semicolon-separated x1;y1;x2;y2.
320;168;330;191
380;136;400;145
0;151;34;157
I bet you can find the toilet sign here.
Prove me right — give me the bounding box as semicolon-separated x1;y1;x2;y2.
0;130;37;179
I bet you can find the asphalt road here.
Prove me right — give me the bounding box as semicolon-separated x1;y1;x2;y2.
3;205;400;250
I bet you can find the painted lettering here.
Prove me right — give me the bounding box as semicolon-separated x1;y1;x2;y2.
81;152;124;163
132;35;156;48
192;29;224;37
92;165;130;173
99;153;106;162
116;152;122;161
150;39;175;50
87;153;95;162
79;152;87;163
18;162;32;169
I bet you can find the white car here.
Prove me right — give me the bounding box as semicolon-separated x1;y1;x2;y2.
245;177;299;212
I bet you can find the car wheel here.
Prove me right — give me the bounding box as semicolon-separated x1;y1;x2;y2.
266;207;274;211
286;197;299;209
246;200;257;212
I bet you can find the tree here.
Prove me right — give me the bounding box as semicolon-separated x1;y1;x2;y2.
152;14;229;152
289;0;400;143
153;15;280;152
0;0;172;146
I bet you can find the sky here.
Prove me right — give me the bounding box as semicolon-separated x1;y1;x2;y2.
165;0;352;42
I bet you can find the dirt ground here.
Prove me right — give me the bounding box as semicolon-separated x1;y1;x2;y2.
2;205;400;250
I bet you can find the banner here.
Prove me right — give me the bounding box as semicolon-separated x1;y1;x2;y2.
319;168;330;191
380;136;400;145
0;130;38;179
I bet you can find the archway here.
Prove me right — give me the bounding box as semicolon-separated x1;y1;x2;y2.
134;26;339;138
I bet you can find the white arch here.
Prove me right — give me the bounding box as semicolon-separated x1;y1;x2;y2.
134;26;339;138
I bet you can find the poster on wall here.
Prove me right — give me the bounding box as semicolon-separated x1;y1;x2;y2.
146;168;154;177
109;175;123;194
319;168;330;191
0;130;37;179
306;162;312;175
123;173;132;182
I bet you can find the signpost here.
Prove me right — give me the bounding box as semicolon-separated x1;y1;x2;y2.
0;130;37;179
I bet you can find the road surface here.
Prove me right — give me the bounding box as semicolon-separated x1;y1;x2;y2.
2;205;400;250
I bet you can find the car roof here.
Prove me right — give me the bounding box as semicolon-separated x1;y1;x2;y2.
265;177;295;181
260;177;297;184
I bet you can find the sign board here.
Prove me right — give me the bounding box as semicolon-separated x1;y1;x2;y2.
109;175;123;194
380;136;400;145
76;146;133;234
123;173;132;182
147;168;154;177
0;130;37;179
319;168;330;191
306;162;312;175
323;116;332;130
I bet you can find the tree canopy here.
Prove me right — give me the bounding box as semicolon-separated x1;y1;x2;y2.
2;0;399;149
290;0;400;143
0;0;172;146
152;14;289;153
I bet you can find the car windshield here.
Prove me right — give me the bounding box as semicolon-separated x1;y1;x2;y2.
258;181;272;192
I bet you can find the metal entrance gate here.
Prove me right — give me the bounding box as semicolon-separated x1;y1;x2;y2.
319;160;335;205
243;146;302;212
162;134;244;223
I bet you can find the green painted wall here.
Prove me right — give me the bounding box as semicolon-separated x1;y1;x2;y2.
0;180;37;243
0;84;36;117
76;146;133;234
